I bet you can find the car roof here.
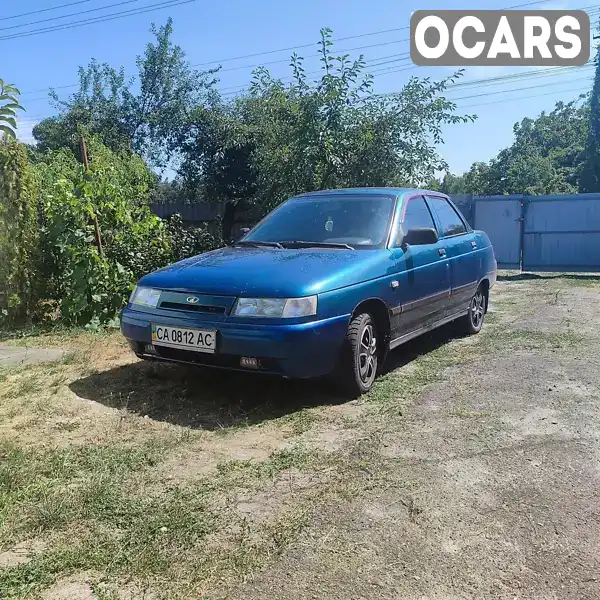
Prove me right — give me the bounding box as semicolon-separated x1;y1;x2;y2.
294;187;448;199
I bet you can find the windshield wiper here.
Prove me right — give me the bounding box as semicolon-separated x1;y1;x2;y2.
279;240;355;250
234;240;284;249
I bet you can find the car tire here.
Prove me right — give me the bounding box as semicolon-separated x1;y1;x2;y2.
336;312;379;397
462;284;486;335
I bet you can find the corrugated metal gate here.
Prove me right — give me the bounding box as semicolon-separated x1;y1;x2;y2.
521;194;600;272
465;193;600;273
473;196;522;269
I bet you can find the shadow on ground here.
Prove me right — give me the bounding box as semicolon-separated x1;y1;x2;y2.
69;322;463;431
497;272;600;283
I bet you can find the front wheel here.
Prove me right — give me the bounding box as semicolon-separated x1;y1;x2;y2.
462;285;486;334
335;312;379;397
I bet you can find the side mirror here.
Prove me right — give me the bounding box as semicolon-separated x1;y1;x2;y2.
401;227;439;249
239;227;251;238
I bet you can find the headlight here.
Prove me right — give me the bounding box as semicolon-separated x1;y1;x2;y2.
234;295;317;318
129;286;161;308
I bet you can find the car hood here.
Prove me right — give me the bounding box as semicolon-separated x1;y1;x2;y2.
139;246;393;297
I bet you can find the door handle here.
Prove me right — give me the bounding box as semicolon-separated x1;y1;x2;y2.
471;241;477;249
438;248;446;258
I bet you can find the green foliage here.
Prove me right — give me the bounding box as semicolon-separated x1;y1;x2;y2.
439;172;467;195
177;28;472;238
245;29;473;206
129;19;219;166
33;62;132;154
581;38;600;192
30;136;218;327
454;99;588;195
33;19;217;167
0;79;24;140
165;214;220;262
34;137;171;327
5;25;482;327
0;141;39;324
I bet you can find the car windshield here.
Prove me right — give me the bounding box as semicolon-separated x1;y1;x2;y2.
243;194;396;249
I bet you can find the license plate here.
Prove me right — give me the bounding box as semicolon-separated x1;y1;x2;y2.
151;324;217;353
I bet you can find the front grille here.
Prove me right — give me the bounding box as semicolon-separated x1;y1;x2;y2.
159;301;226;314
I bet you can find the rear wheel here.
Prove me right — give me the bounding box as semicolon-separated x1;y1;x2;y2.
336;312;379;397
462;284;486;334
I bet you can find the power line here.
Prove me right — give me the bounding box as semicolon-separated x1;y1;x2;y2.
17;39;411;96
17;73;594;124
0;0;143;32
449;63;595;90
450;74;593;101
0;0;95;22
194;28;411;67
14;0;600;98
204;4;600;94
19;43;413;100
218;58;594;99
18;53;597;104
214;40;411;74
0;0;201;41
4;0;573;47
192;0;558;66
20;83;80;98
202;2;599;71
458;85;591;109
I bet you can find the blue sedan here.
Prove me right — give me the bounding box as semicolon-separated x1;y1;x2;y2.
121;188;497;396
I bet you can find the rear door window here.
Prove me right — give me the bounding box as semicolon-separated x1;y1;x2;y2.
426;196;467;237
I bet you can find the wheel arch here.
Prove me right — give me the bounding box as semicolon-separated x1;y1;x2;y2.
478;277;491;312
351;297;391;361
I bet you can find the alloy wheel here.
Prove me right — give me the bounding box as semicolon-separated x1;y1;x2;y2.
358;323;377;385
470;289;485;329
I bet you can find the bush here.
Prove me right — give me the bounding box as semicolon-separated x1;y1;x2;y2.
35;139;171;327
3;135;222;329
0;141;39;325
164;214;220;262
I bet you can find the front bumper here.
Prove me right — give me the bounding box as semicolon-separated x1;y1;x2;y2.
120;307;350;379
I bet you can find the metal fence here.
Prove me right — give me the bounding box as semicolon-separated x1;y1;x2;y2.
149;193;600;273
471;195;521;269
521;195;600;272
468;193;600;273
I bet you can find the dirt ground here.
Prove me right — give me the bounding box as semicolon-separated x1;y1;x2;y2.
1;273;599;600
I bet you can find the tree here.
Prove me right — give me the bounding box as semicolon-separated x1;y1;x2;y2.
457;99;588;195
463;162;492;194
0;79;24;140
175;100;258;237
33;61;132;154
244;32;473;207
34;135;172;326
33;19;217;166
440;172;467;194
124;19;218;166
581;31;600;192
177;28;473;239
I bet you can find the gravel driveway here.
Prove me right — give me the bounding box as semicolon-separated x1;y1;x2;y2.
221;275;600;600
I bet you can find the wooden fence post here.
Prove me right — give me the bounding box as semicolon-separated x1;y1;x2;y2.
80;136;104;258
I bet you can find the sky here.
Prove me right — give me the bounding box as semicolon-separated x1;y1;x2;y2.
3;0;596;176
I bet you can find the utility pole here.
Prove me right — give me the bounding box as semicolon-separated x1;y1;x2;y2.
79;136;104;258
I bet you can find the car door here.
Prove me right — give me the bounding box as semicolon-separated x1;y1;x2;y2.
388;195;451;342
425;195;479;317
